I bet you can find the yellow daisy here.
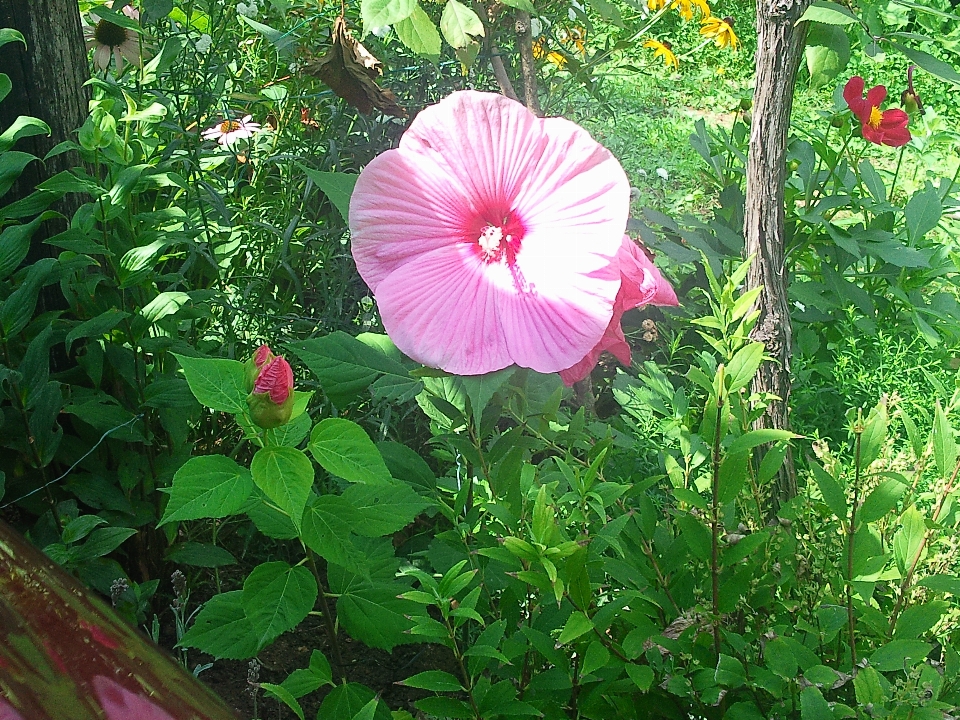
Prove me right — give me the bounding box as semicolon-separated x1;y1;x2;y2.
700;15;739;50
532;38;567;68
643;39;679;70
675;0;710;21
559;27;587;56
648;0;667;11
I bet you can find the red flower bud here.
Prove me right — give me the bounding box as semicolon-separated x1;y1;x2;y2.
245;348;295;429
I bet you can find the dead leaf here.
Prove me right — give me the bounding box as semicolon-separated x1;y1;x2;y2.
304;16;407;118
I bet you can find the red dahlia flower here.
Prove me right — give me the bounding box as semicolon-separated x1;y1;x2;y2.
842;76;910;148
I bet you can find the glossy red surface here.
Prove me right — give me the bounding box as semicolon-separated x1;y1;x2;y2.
0;520;238;720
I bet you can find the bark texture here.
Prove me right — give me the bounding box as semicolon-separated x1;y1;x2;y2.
744;0;812;512
0;0;90;258
514;12;542;116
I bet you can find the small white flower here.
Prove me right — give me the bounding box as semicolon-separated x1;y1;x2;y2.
637;168;648;178
656;167;669;180
530;17;543;36
202;115;261;147
195;33;212;54
370;25;391;37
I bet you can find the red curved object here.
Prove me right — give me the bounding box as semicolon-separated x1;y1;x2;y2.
0;520;238;719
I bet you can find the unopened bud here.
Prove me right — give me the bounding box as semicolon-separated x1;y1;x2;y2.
901;89;923;115
246;353;295;429
739;98;752;111
244;344;275;393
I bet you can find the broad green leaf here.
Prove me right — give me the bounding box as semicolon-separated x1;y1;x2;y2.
395;5;442;61
0;151;36;199
65;309;129;353
799;687;833;720
932;402;957;479
300;494;366;572
765;638;798;678
727;428;798;456
893;505;927;576
337;582;416;651
853;666;886;706
905;185;942;243
0;29;25;50
280;650;334;698
798;0;859;24
309;418;392;484
415;697;474;719
378;440;436;491
288;333;420;408
61;515;107;545
0;115;50;155
361;0;416;31
178;591;260;659
894;600;948;639
558;611;594;644
716;451;749;505
858;401;888;468
251;446;314;528
499;0;535;10
159;455;253;524
141;291;190;323
165;542;236;567
301;167;357;223
624;663;654;691
0;211;56;280
725;342;765;392
811;462;847;519
858;478;905;524
460;367;515;429
917;574;960;595
1;257;55;337
676;513;712;562
581;641;610;676
342;481;432;536
260;684;304;720
870;639;931;671
715;655;747;687
73;527;136;561
242;562;318;646
318;684;392;720
440;0;484;48
173;354;246;414
401;670;464;692
887;40;960;86
805;23;850;90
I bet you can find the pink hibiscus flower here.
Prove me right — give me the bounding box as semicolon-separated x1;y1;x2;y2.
93;676;177;720
349;91;630;376
560;236;678;385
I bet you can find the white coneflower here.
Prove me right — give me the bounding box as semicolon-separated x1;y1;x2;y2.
237;1;259;18
83;2;144;72
201;115;261;146
195;33;212;54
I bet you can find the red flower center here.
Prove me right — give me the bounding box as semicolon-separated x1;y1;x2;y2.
471;210;525;266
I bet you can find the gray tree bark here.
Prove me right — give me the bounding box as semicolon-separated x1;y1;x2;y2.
744;0;812;512
0;0;90;261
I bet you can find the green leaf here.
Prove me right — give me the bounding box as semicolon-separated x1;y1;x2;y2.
0;151;36;199
165;542;236;567
178;591;260;660
932;402;956;479
401;670;464;692
887;40;960;86
301;167;357;223
460;367;515;429
0;115;50;154
858;401;888;469
798;0;859;24
894;600;948;639
0;29;26;50
280;651;334;698
905;185;942;243
558;611;594;644
361;0;416;31
811;462;847;519
893;505;927;576
625;663;654;691
581;641;610;676
173;354;247;414
159;455;253;525
288;333;420;408
61;515;107;545
805;23;850;90
319;684;392;720
765;637;798;679
141;291;190;324
917;574;960;595
799;687;834;720
65;309;129;353
260;684;304;720
498;0;535;11
858;478;905;524
300;494;366;572
870;639;931;671
0;212;56;280
676;513;712;562
853;666;886;706
440;0;484;48
342;481;431;536
242;562;318;647
716;452;749;505
395;6;441;60
251;446;315;529
309;418;393;484
725;342;765;392
715;655;747;687
337;582;416;651
727;428;798;456
1;257;55;337
415;697;474;719
73;527;137;561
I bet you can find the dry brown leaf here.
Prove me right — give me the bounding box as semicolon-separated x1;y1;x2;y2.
304;16;407;118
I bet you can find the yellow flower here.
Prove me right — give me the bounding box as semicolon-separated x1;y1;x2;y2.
559;27;587;56
675;0;710;21
643;39;679;70
532;38;567;68
700;15;739;50
648;0;667;10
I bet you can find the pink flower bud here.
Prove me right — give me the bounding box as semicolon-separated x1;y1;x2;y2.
245;350;295;429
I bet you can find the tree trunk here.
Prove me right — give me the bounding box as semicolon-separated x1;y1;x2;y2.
744;0;812;513
0;0;90;261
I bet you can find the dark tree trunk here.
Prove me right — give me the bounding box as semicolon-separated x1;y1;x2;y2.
0;0;90;263
514;11;541;116
744;0;812;512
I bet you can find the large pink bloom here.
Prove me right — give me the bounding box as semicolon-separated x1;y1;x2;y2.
349;91;630;376
560;236;678;385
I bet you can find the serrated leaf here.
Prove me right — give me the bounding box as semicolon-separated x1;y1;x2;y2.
159;454;253;524
395;5;442;61
440;0;484;48
251;446;314;529
342;481;431;536
173;354;246;414
242;562;318;647
178;591;261;659
302;167;357;223
361;0;416;31
309;418;392;484
401;670;464;692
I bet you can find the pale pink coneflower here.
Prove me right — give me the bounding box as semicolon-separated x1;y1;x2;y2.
559;235;678;386
201;115;261;147
84;3;144;72
349;91;632;377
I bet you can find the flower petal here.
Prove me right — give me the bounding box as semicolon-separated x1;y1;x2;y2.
865;83;887;108
843;76;866;114
374;243;618;375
